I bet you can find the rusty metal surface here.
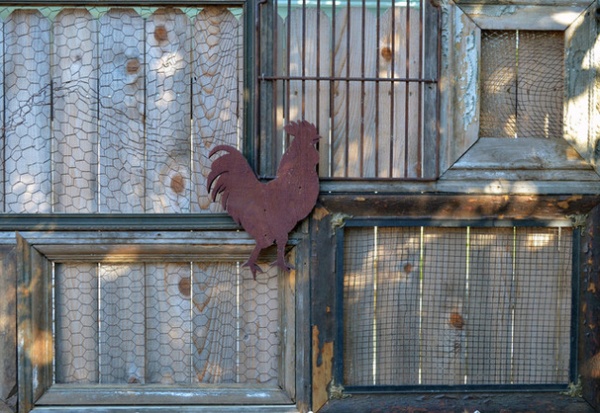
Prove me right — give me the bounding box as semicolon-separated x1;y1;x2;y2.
208;120;320;278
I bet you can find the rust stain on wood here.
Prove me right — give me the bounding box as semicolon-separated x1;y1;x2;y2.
313;325;333;412
154;25;168;42
558;195;583;209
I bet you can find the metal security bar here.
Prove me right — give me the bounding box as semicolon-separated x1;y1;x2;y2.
336;220;577;392
257;0;440;179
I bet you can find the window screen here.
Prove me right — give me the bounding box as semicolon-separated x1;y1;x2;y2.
339;224;575;389
479;30;564;139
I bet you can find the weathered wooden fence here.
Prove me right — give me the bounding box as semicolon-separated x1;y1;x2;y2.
0;4;438;217
1;6;244;214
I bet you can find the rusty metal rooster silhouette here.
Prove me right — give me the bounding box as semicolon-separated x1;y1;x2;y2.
207;120;320;279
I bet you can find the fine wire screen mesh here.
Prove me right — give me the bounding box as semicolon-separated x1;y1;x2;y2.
342;226;573;387
479;30;564;139
54;261;280;386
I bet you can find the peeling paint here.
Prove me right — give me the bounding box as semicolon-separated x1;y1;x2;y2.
459;26;478;130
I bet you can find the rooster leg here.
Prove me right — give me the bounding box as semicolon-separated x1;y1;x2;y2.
243;244;264;280
272;237;294;272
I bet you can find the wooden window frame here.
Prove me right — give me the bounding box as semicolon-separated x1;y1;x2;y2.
14;216;310;413
438;1;600;192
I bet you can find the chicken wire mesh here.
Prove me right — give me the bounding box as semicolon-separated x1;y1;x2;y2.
479;30;564;139
0;6;244;214
342;225;573;388
54;261;280;386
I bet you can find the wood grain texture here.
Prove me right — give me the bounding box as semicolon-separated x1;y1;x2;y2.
439;3;480;173
460;5;586;30
4;10;52;213
52;9;98;213
146;263;193;384
193;7;242;212
99;264;145;384
146;8;191;213
332;7;378;177
55;264;98;384
99;9;145;213
565;4;600;174
287;8;331;177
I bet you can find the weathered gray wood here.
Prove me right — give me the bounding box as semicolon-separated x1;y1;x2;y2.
146;263;192;384
0;246;16;403
5;10;52;213
99;264;145;384
332;7;378;177
37;384;293;405
17;234;53;411
439;3;480;173
564;3;600;174
513;227;572;383
449;137;594;173
459;5;587;30
466;228;513;384
377;7;421;178
342;227;375;385
420;228;467;385
193;7;242;212
146;8;191;213
52;9;98;213
286;7;331;178
455;0;592;5
238;264;279;384
279;248;296;398
376;227;420;385
99;9;145;213
55;263;99;384
193;262;238;383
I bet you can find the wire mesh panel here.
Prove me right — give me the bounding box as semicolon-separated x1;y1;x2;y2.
259;0;439;179
54;261;280;386
342;225;573;388
0;6;244;214
479;30;564;139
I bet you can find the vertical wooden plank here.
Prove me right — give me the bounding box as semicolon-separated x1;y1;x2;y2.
517;31;564;139
0;246;16;403
378;6;421;178
422;1;439;179
564;4;600;173
420;228;467;385
5;10;52;213
193;7;243;212
375;227;421;385
286;8;331;178
146;8;191;213
146;263;192;384
53;9;98;213
280;248;296;397
513;227;572;384
438;4;480;173
55;263;99;384
342;228;375;385
192;262;238;383
467;228;514;384
479;30;517;138
238;263;279;385
99;264;145;384
332;7;378;178
99;8;145;213
0;17;4;211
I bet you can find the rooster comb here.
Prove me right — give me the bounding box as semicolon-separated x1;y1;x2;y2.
284;120;318;137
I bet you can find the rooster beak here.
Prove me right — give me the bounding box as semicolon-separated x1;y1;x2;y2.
313;135;321;144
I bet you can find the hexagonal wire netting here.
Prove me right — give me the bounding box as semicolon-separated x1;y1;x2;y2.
55;261;280;385
0;6;244;214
